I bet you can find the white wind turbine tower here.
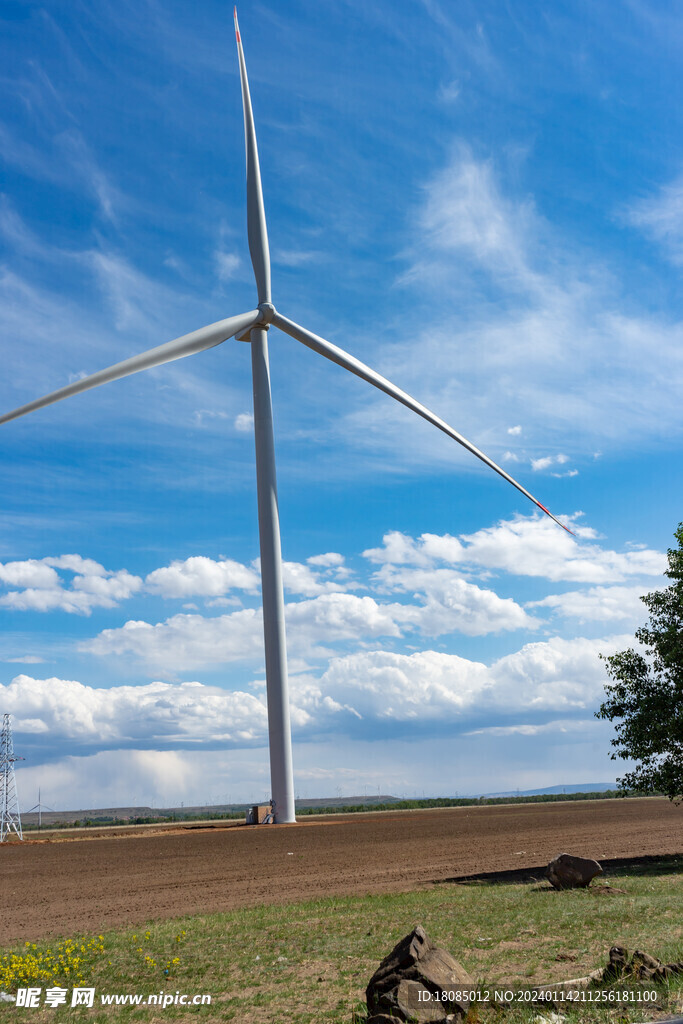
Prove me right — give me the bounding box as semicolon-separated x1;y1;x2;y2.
0;10;570;824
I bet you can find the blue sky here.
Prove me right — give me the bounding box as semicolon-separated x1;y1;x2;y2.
1;0;682;810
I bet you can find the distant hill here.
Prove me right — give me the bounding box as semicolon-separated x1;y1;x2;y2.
20;794;402;827
20;787;623;828
480;783;617;798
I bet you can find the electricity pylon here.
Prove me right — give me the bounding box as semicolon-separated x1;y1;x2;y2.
0;714;24;841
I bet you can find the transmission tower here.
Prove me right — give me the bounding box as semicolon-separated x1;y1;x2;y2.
1;714;24;841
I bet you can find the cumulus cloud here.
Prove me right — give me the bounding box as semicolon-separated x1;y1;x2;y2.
5;631;625;759
280;561;346;596
531;453;569;472
364;515;666;583
2;674;268;748
300;634;627;726
83;592;403;671
530;453;577;478
528;584;647;624
0;560;60;589
0;556;142;615
0;550;358;611
84;609;265;670
307;552;345;568
84;569;539;673
300;650;489;722
371;566;537;636
145;556;260;599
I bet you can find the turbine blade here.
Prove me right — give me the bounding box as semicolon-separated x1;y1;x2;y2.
271;311;573;534
0;309;260;427
234;8;271;305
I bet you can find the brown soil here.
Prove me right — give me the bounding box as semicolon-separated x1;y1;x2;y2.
1;797;680;944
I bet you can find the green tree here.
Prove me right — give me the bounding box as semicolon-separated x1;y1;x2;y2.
595;523;683;801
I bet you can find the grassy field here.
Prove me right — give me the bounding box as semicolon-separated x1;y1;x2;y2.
1;855;681;1023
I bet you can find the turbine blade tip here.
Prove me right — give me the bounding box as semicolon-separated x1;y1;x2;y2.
538;501;575;535
234;7;240;41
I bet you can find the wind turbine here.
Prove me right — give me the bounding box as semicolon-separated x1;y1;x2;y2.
0;9;570;825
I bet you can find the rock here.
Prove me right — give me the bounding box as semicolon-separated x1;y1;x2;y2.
545;853;603;890
629;950;683;981
366;925;473;1022
602;945;628;981
367;1016;404;1024
630;949;662;980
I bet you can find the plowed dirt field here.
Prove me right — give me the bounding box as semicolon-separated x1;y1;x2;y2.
2;797;680;943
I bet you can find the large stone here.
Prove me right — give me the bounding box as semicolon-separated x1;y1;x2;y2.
545;853;603;890
601;945;629;981
366;925;474;1022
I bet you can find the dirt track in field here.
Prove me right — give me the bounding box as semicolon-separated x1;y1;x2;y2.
1;798;681;943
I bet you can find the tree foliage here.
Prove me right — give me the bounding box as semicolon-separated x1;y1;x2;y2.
596;523;683;801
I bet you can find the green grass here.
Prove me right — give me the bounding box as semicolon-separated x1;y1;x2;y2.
1;856;681;1022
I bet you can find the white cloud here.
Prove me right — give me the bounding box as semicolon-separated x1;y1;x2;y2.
307;552;345;568
507;425;522;436
83;592;402;671
15;746;273;810
372;566;537;636
87;250;175;335
291;633;626;725
0;559;60;589
438;80;461;104
84;609;264;670
281;561;349;596
409;145;540;292
274;249;318;267
2;674;268;747
625;173;683;265
531;453;569;472
287;593;403;648
44;555;108;576
145;556;260;599
464;717;602;737
214;249;240;281
457;517;664;582
8;632;624;747
0;556;142;615
487;634;628;712
529;584;647;624
380;149;683;467
234;412;254;432
296;650;488;722
84;565;539;672
193;408;229;428
364;515;666;584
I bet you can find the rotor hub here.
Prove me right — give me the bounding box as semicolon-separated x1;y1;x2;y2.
257;302;276;327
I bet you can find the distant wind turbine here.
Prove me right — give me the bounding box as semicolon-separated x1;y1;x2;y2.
0;9;570;824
